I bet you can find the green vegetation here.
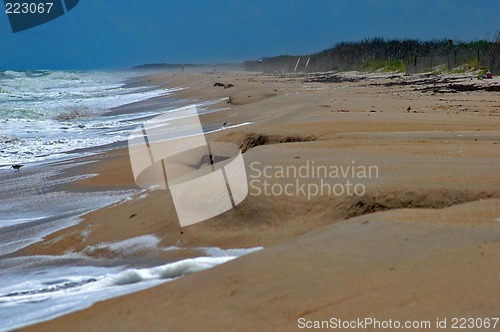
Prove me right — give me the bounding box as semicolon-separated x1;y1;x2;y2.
245;37;500;74
361;59;406;73
450;62;482;74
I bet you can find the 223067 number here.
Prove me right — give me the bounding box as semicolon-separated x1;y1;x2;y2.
451;317;499;329
5;2;53;14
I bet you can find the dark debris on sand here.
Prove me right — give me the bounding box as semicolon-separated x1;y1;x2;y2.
419;83;500;94
368;74;500;94
304;74;361;83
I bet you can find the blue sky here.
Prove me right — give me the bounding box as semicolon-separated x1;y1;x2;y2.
1;0;499;70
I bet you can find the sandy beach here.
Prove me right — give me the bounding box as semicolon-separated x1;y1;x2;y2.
16;70;500;331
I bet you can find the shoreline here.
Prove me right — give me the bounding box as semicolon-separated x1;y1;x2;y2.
10;70;500;331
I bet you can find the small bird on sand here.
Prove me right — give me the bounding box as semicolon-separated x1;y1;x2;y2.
11;164;23;172
222;122;228;128
407;106;411;112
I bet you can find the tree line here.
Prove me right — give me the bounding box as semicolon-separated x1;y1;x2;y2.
244;37;500;74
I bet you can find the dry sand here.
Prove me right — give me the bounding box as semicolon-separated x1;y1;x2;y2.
18;71;500;331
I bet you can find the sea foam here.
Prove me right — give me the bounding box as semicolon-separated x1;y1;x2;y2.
0;246;261;331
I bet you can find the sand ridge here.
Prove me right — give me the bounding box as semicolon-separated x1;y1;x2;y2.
17;70;500;331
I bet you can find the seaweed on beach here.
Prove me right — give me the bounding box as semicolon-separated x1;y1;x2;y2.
304;74;361;83
367;74;500;93
369;74;462;87
418;83;500;93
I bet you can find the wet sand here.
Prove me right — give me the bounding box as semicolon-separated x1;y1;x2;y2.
17;71;500;331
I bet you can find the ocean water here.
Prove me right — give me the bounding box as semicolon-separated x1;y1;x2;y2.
0;70;255;330
0;69;184;165
0;69;182;253
0;236;262;331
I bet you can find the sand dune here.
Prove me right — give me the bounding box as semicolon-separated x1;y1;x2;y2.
18;71;500;331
